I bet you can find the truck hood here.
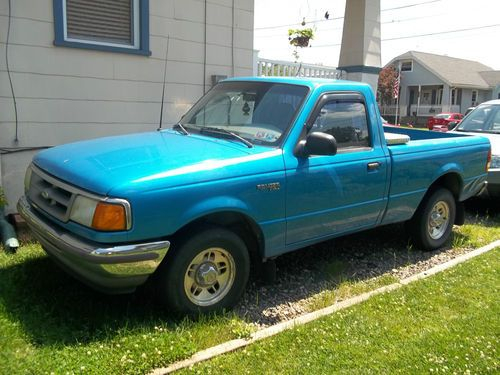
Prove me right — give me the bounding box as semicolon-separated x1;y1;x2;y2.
33;130;283;196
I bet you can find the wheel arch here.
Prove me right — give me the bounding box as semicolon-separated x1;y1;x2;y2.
428;172;463;200
414;172;464;225
168;210;265;266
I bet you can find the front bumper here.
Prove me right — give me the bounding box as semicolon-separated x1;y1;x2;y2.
18;196;170;294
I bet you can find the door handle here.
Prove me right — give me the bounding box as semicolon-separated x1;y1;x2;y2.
367;162;381;171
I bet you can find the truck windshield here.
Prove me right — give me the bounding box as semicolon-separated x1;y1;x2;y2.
456;104;500;134
180;81;309;146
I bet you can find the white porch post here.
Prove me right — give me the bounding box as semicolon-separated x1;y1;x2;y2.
338;0;381;94
417;85;421;117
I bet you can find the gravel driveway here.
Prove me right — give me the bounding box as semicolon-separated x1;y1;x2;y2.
235;198;499;327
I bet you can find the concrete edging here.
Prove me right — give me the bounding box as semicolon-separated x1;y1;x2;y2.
150;240;500;375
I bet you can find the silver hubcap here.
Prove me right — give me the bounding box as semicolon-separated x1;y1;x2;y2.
184;247;235;306
428;201;450;240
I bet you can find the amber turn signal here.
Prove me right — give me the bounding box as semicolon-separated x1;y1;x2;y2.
92;202;127;231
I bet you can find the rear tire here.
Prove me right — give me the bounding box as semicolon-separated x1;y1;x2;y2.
408;188;456;251
156;227;250;315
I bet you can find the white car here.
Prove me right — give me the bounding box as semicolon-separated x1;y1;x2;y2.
453;99;500;198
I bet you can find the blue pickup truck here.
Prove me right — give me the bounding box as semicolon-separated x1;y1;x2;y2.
18;77;491;314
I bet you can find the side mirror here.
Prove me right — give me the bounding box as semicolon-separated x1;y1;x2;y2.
447;121;457;130
296;132;337;157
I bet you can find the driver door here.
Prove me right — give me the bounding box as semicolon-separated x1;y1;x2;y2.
285;92;389;245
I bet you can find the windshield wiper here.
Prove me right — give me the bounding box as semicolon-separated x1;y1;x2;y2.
172;122;189;135
199;127;253;148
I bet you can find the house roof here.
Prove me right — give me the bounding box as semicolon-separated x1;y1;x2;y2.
388;51;496;89
479;71;500;87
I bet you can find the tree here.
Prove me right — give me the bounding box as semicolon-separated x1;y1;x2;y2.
377;65;398;105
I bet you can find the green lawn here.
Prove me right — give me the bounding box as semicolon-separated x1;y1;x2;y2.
0;244;249;374
0;214;498;374
182;248;500;374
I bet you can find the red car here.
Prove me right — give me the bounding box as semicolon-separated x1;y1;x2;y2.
427;112;463;130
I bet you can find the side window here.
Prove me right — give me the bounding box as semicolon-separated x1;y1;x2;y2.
491;108;500;131
310;100;370;150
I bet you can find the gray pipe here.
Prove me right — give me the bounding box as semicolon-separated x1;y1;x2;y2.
0;207;19;253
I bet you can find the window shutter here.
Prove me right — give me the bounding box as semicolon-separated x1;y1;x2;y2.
66;0;133;45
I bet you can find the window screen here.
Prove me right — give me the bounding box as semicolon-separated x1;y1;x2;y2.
66;0;135;46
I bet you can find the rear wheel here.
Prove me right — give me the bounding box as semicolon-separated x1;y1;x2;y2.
408;188;456;251
156;227;250;315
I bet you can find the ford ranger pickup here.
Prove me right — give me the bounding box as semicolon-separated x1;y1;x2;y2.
18;77;491;314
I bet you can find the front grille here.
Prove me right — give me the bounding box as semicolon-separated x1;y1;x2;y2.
27;167;76;222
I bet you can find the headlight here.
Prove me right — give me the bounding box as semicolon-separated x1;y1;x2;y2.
70;195;98;227
24;166;33;192
491;155;500;169
70;195;130;231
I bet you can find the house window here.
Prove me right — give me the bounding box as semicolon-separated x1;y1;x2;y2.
471;90;478;106
53;0;151;56
401;61;413;72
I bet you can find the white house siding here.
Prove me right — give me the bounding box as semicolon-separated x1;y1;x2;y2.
0;0;255;212
397;60;449;113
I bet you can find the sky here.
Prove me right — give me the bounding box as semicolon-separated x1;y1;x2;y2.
254;0;500;70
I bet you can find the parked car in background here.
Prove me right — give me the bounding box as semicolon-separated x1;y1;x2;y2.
431;124;450;132
427;113;463;130
453;100;500;198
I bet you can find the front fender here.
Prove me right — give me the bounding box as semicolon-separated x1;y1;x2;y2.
176;196;254;230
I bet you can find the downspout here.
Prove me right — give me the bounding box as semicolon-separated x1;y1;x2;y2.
0;206;19;253
203;0;207;93
231;0;235;77
6;0;19;142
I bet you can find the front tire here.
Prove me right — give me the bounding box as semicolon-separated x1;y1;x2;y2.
408;188;456;251
156;227;250;315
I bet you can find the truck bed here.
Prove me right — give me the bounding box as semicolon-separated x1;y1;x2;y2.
381;125;490;226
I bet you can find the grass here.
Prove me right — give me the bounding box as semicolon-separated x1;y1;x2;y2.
307;274;399;311
0;209;498;374
181;248;500;374
302;217;500;312
0;243;256;374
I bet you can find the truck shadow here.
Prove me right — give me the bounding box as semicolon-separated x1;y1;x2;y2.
235;223;432;325
0;252;177;346
0;198;497;345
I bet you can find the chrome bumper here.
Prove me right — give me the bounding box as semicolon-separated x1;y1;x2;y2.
18;196;170;294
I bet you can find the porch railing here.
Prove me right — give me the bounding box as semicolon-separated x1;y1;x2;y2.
256;58;345;79
379;105;407;117
380;104;461;117
409;104;461;116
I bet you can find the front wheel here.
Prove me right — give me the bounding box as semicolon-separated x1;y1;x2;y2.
156;227;250;315
408;188;456;251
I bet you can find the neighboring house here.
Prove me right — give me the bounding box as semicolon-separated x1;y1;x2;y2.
0;0;254;212
380;51;500;123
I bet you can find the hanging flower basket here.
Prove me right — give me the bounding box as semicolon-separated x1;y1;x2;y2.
288;28;314;48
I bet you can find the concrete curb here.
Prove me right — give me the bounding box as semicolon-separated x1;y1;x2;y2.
150;240;500;375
